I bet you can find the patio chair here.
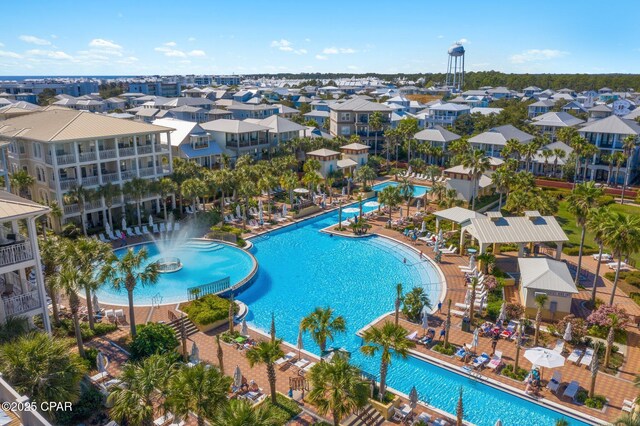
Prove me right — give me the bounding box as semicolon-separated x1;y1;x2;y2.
274;352;295;366
107;230;118;240
454;347;467;360
553;339;565;354
104;309;115;322
567;349;583;364
152;224;159;234
159;223;166;233
300;362;316;376
623;399;636;413
500;321;517;339
174;222;181;231
293;358;310;370
89;371;109;384
134;227;143;236
142;226;150;235
114;309;125;324
406;331;419;341
547;370;562;393
185;206;193;214
593;253;612;261
126;227;135;238
580;348;594;367
450;309;466;317
562;380;580;402
487;351;503;370
99;233;109;243
471;353;490;369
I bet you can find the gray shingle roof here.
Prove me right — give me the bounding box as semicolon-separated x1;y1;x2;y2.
579;115;640;135
414;125;461;143
518;258;578;294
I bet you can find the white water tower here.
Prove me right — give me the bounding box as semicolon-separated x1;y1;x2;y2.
446;42;465;92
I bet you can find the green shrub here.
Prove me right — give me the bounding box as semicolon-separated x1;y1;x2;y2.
499;244;518;253
82;346;99;370
596;195;615;206
263;394;302;424
576;389;588;404
432;343;456;356
486;300;502;320
56;385;104;425
182;294;235;327
587;325;627;344
54;319;118;340
130;323;179;360
501;364;528;381
563;246;597;256
93;322;118;336
585;395;606;409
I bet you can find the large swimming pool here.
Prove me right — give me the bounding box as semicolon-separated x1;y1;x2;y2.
241;204;591;426
373;181;430;198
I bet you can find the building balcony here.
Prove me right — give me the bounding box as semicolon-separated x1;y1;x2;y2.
81;175;99;186
0;240;33;268
56;153;77;165
121;170;137;180
63;199;103;215
3;290;41;317
138;167;156;177
119;147;136;157
156;166;171;175
78;151;97;162
137;145;153;155
101;172;119;183
99;149;118;160
59;178;78;191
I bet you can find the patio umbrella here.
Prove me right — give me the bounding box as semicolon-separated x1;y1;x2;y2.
524;347;565;373
258;199;263;211
322;193;326;205
148;215;154;228
342;187;346;196
233;365;242;388
420;220;426;234
121;217;127;230
468;255;476;271
92;293;101;314
190;341;199;363
293;188;309;194
236;205;242;218
399;207;403;219
437;229;443;243
407;166;412;175
258;208;263;225
471;327;480;349
105;221;111;236
297;328;304;358
421;308;429;332
96;351;108;373
363;201;379;208
417;199;421;211
282;203;287;216
409;386;418;410
241;318;248;336
563;322;572;342
343;207;359;214
497;302;506;323
478;294;486;311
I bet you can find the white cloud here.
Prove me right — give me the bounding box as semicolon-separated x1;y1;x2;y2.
187;50;206;57
297;48;307;55
187;37;196;42
347;65;358;70
89;38;122;50
510;49;569;64
164;41;177;47
155;44;206;58
0;42;4;47
270;39;306;54
322;47;356;54
457;38;469;44
315;54;328;60
19;35;51;45
0;50;22;59
26;49;73;60
50;34;58;39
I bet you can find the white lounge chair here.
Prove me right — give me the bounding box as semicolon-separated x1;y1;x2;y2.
159;223;166;233
167;222;173;232
471;353;490;369
593;253;612;261
580;348;594;367
99;233;109;243
114;309;125;324
608;261;629;270
152;224;159;233
487;351;503;370
567;349;583;364
142;226;150;235
275;352;295;366
133;226;143;236
623;399;636;413
105;309;115;322
553;339;565;353
293;359;310;370
89;371;109;383
113;229;123;240
126;227;135;238
174;222;180;231
154;412;174;426
563;380;580;401
547;371;562;393
107;230;118;240
300;362;316;375
450;309;466;317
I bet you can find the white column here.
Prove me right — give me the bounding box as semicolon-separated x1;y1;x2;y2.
556;242;563;260
27;217;51;335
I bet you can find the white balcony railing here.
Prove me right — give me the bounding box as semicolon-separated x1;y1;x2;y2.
78;151;97;162
138;167;156;177
99;149;118;160
120;170;137;180
60;178;78;191
81;176;99;186
3;290;41;316
137;145;153;155
0;241;33;267
56;153;77;165
119;147;135;157
101;172;119;183
156;166;171;175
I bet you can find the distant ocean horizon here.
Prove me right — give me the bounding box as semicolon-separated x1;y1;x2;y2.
0;75;140;81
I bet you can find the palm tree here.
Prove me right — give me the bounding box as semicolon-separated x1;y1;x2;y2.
605;313;630;368
39;235;62;325
394;283;403;325
99;247;160;337
360;321;416;400
589;342;601;398
97;182;122;231
613;151;626;187
355;165;377;192
456;387;464;426
54;264;88;357
123;177;148;227
581;143;599;181
468;277;478;326
502;138;523;163
378;185;402;224
212;399;277;426
369;111;384;156
166;363;232;426
109;354;176;426
65;184;94;236
9;170;34;198
431;181;447;202
552;148;566;177
587;207;613;306
279;170;298;207
533;293;548;346
258;173;278;221
490;166;513;209
0;333;87;407
540;149;553;175
602;212;640;304
566;182;603;285
300;307;346;352
397;177;415;216
154;177;177;221
461;150;490;210
569;136;588;186
307;356;369;426
620;135;637;204
246;339;285;404
325;176;335;204
47;200;63;232
181;177;207;216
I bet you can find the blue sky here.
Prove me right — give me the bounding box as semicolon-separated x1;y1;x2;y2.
1;0;639;76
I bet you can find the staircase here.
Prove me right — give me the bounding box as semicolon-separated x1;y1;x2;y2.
342;405;385;426
182;240;223;252
167;315;199;338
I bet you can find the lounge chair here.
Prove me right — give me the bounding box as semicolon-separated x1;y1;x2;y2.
114;309;125;324
158;222;166;233
126;227;135;238
471;353;490;369
406;331;419;341
500;321;517;339
608;261;629;270
167;222;173;232
154;412;174;426
547;371;562;393
293;359;310;370
89;371;109;383
274;352;296;366
580;348;594;367
487;351;503;370
142;226;150;235
185;206;193;214
562;380;580;401
300;362;316;375
454;347;467;359
99;233;109;243
134;227;143;236
104;309;115;322
174;222;181;231
553;339;565;354
623;399;636;413
152;224;159;233
450;309;466;317
567;349;583;364
107;230;118;240
593;253;612;261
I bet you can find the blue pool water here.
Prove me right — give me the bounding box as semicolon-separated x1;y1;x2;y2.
241;205;590;426
95;242;255;305
373;181;430;198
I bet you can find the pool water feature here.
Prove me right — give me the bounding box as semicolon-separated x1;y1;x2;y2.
95;241;255;305
373;181;430;198
241;202;591;426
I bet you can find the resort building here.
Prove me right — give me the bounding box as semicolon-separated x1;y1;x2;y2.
306;148;341;178
530;141;573;177
423;103;470;128
443;160;499;203
328;98;392;145
225;104;278;120
530;111;584;141
527;100;556;118
588;104;613;121
518;257;578;320
468;125;534;158
340;143;369;168
0;373;52;425
153;118;221;168
244;116;307;148
200;119;270;161
580;115;640;183
0;109;173;231
414;126;461;165
0;191;51;335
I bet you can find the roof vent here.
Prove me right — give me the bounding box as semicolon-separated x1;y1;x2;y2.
486;211;503;222
524;210;541;221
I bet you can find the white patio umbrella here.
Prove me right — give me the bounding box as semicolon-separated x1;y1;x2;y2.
437;229;443;243
258;208;263;224
341;187;346;196
524;347;565;379
121;217;127;230
96;351;108;373
495;421;503;426
399;207;403;219
364;201;379;208
105;221;112;236
322;193;326;204
233;365;242;388
497;302;507;323
468;255;476;271
235;205;241;219
190;341;199;363
343;207;359;214
293;188;309;194
407;166;412;175
471;327;480;349
420;220;426;234
282;204;287;216
409;386;418;410
92;293;101;314
241;318;248;336
148;215;154;228
421;308;429;332
258;199;263;211
478;294;486;311
417;199;421;211
563;322;572;342
297;328;304;358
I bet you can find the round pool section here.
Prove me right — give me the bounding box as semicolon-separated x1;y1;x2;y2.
95;241;256;306
372;181;430;198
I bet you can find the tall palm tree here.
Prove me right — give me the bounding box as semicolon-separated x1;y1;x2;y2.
0;333;87;407
369;111;384;156
620;135;637;204
99;247;160;337
360;321;416;400
533;293;548;346
212;399;277;426
397;177;415;216
325;176;335;204
39;235;62;325
279;170;298;207
65;184;94;236
258;173;278;221
181;177;207;216
54;264;88;357
166;363;232;426
9;170;34;198
246;339;284;404
601;212;640;305
109;354;176;426
567;182;603;285
123;177;148;227
462;150;490;210
154;177;177;221
97;182;122;231
394;283;403;325
569;136;588;187
581;143;599;181
307;356;369;426
552;148;566;177
490;166;513;209
378;185;402;224
587;207;613;306
613;151;626;187
589;342;601;398
502;138;523;163
540;149;553;175
300;307;346;352
605;313;631;368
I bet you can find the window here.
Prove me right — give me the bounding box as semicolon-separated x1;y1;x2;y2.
340;113;351;121
34;143;42;158
340;126;351;136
